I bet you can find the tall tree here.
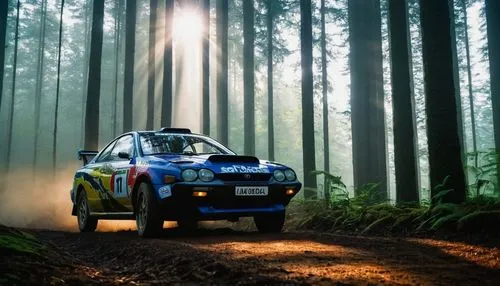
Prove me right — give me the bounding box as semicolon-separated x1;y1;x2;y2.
300;0;317;199
0;0;8;112
162;0;173;127
33;0;47;174
84;0;105;150
202;0;210;135
420;0;466;203
449;0;466;166
80;1;91;146
123;0;136;132
485;0;500;179
53;0;65;171
243;0;255;155
147;0;157;130
216;0;228;145
112;0;123;137
320;0;330;199
388;0;419;203
6;0;20;172
348;0;387;198
266;0;274;161
460;0;477;169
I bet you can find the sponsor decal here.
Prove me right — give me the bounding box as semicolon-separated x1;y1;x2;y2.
220;165;269;173
158;185;172;199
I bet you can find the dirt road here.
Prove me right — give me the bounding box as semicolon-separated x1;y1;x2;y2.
29;226;500;285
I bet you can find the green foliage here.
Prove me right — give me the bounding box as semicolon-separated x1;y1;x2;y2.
284;172;500;236
0;225;45;257
466;149;499;196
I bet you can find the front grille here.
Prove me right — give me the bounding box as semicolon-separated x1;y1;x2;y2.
216;173;272;182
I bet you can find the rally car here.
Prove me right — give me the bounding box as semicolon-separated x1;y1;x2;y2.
71;128;301;237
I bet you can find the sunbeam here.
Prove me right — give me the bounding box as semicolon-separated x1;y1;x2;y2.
171;4;203;132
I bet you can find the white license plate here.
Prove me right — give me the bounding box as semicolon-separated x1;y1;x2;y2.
235;186;268;196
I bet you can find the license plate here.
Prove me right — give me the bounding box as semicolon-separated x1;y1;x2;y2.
235;186;268;196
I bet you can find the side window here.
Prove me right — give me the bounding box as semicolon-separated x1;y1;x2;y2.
110;135;134;161
95;142;116;163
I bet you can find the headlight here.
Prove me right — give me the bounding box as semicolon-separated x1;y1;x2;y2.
181;169;198;182
198;169;214;182
284;169;296;181
273;170;285;182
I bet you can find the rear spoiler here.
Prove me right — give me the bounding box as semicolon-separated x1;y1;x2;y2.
78;150;98;165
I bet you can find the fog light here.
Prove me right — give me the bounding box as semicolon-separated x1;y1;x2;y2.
193;191;207;197
164;175;176;184
286;189;295;195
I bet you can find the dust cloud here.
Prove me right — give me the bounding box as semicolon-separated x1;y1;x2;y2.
0;166;249;233
0;165;136;232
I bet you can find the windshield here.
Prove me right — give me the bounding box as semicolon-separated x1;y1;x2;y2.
139;133;235;156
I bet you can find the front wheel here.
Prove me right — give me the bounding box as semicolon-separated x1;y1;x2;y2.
77;190;98;232
136;182;163;237
254;211;285;233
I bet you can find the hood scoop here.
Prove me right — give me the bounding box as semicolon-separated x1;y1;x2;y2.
170;160;194;164
208;155;259;164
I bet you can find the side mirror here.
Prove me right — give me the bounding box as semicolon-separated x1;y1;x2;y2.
118;152;131;159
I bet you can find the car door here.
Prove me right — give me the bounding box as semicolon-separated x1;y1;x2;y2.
108;135;135;212
85;140;117;212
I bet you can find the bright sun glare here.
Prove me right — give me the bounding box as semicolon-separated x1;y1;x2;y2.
173;8;203;43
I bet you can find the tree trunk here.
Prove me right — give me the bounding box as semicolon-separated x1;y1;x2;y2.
53;0;65;172
348;0;387;199
449;0;466;168
112;0;123;137
0;0;8;112
85;0;105;150
146;0;157;130
80;1;91;146
388;0;420;203
485;0;500;185
267;0;274;161
216;0;228;145
123;0;136;132
161;0;173;127
320;0;330;201
33;0;47;175
420;0;466;203
6;0;20;172
202;0;210;135
243;0;255;156
300;0;317;199
460;0;478;172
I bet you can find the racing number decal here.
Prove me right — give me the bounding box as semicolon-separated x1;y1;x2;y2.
113;170;129;198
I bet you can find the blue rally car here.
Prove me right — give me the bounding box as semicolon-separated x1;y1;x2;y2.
71;128;301;237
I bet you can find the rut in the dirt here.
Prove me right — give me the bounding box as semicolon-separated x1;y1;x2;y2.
31;228;500;285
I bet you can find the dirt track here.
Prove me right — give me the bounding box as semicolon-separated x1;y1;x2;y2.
31;226;500;285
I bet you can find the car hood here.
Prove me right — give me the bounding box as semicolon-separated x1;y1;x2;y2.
143;154;286;173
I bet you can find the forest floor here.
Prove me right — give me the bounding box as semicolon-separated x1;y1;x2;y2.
2;224;500;285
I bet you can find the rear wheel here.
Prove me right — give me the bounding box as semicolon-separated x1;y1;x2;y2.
254;211;285;233
136;182;163;237
77;190;98;232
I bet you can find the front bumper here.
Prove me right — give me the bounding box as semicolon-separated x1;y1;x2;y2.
155;181;301;220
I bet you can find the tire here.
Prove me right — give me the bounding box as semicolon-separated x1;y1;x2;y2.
77;190;98;232
254;211;285;233
176;219;198;233
136;182;163;238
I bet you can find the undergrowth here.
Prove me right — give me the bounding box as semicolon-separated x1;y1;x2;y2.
285;172;500;236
